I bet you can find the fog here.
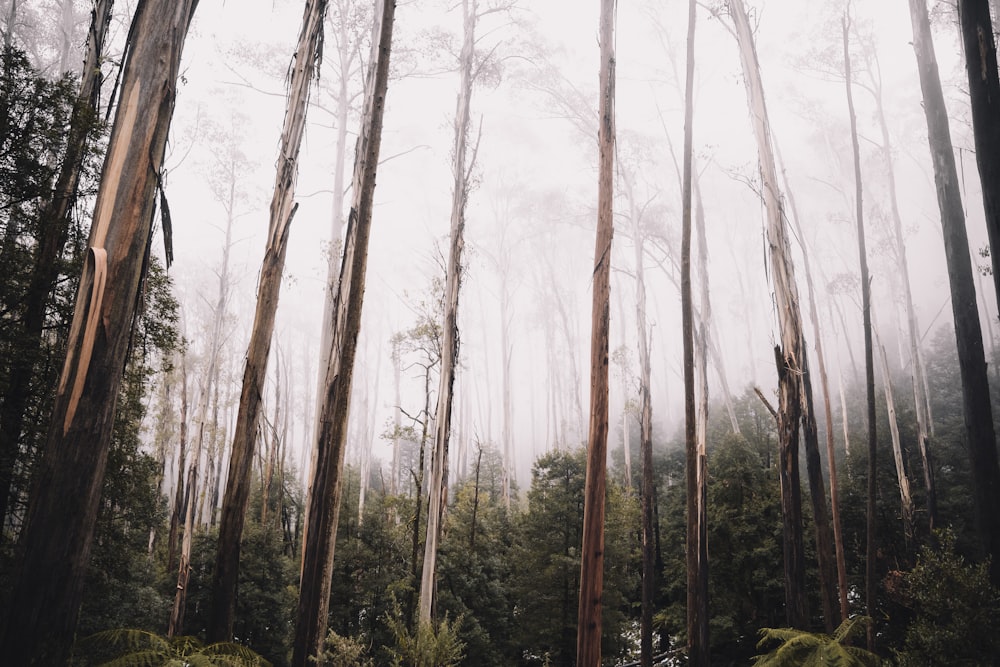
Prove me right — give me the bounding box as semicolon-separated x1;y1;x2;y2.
110;0;991;494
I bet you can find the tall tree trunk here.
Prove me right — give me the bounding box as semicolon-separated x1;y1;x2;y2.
168;370;204;637
167;352;190;574
419;0;478;624
291;1;394;662
209;0;328;642
622;171;656;667
727;0;810;629
873;319;916;545
0;2;199;662
842;12;880;647
681;1;707;662
0;0;113;537
777;140;849;624
959;0;1000;314
908;0;1000;589
576;0;614;662
863;31;937;532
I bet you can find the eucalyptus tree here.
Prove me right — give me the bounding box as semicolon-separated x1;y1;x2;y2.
725;0;821;630
958;0;1000;315
841;7;879;636
420;0;516;626
209;0;329;642
576;0;615;662
0;0;113;539
292;0;396;662
0;1;199;662
907;0;1000;589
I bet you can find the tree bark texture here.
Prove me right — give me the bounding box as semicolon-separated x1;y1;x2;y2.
0;0;113;536
576;1;614;663
209;0;328;642
777;139;849;623
0;2;199;662
909;0;1000;588
291;1;395;663
681;1;708;664
728;0;810;629
959;0;1000;315
420;0;477;624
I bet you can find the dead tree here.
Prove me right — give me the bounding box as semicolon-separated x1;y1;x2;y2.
0;1;199;662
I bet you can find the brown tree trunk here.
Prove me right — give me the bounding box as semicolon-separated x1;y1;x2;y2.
681;2;707;662
208;0;328;642
842;13;880;649
862;32;937;533
909;0;1000;588
167;352;190;575
419;0;478;623
960;0;1000;314
576;0;614;663
0;2;199;662
727;0;809;629
777;139;849;624
0;0;113;537
291;1;395;662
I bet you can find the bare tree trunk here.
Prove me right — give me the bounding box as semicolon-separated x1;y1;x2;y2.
908;0;1000;590
777;142;848;624
959;0;1000;314
841;12;880;648
209;0;328;642
0;2;198;662
863;33;937;532
291;1;394;662
167;352;190;574
873;318;916;545
728;0;810;629
419;0;479;624
168;367;205;637
681;1;707;662
576;1;614;663
0;0;113;537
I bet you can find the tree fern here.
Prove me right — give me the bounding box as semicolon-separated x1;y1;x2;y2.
752;616;882;666
74;628;271;667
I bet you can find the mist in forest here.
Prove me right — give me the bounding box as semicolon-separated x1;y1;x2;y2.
2;0;999;663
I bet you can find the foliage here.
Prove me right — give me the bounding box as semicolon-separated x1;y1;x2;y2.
752;616;881;666
892;530;1000;665
383;602;465;667
317;630;374;667
72;628;271;666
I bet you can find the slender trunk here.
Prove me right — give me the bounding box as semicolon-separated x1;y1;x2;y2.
168;380;204;637
623;173;656;667
291;2;394;662
681;1;707;664
866;40;938;533
576;0;614;662
0;2;199;662
0;0;113;536
777;144;848;623
167;353;190;574
728;0;810;629
3;0;16;50
419;0;477;624
209;0;327;642
908;0;1000;590
873;319;916;545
